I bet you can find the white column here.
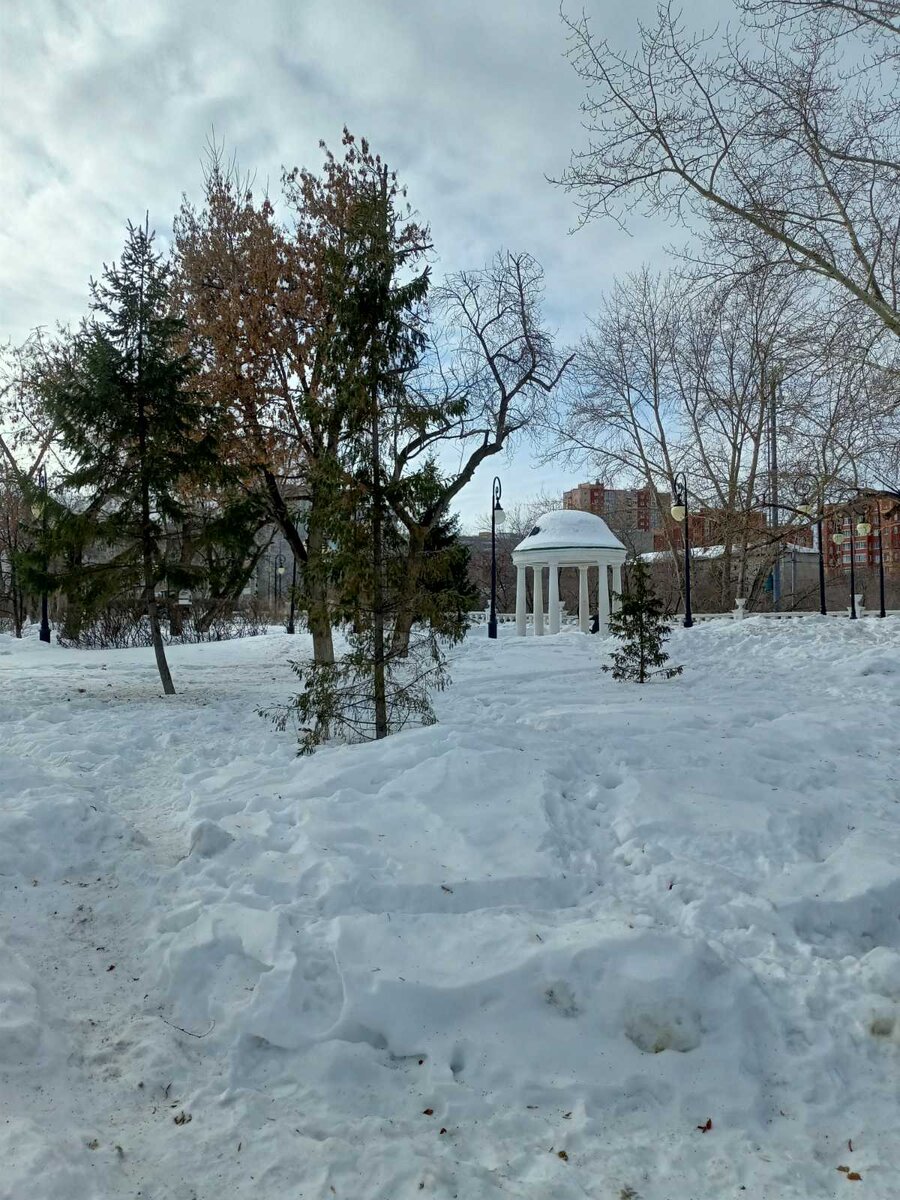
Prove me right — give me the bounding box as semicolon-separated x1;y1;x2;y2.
515;565;527;636
611;563;623;613
578;566;589;633
548;560;560;635
533;565;544;636
597;562;611;634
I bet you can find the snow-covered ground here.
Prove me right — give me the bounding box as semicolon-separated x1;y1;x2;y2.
1;617;898;1200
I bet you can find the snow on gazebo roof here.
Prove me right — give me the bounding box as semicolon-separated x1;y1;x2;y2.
513;508;626;555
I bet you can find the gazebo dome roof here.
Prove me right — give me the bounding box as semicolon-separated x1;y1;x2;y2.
513;508;626;554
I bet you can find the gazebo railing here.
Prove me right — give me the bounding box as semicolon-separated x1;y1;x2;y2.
469;609;580;627
468;601;898;627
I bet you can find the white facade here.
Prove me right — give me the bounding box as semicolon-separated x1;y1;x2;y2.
511;510;627;636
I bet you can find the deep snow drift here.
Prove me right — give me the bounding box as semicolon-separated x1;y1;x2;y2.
1;617;898;1199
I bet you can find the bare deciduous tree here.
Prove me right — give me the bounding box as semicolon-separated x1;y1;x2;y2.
385;252;573;652
738;0;900;43
542;264;838;608
559;1;900;339
0;334;59;635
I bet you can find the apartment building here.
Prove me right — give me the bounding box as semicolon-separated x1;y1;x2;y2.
562;481;670;553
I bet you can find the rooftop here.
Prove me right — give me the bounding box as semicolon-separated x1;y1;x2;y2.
514;509;626;554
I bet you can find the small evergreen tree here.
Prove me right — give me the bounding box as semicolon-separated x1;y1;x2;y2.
37;219;223;693
415;511;478;642
603;558;683;683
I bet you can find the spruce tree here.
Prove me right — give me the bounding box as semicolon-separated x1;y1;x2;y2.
263;137;463;752
603;558;683;683
39;219;222;693
336;149;430;736
414;510;478;643
294;139;431;742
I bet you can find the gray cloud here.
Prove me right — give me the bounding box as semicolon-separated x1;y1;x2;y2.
1;0;698;526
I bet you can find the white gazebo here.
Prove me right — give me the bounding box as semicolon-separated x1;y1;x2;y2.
512;509;627;636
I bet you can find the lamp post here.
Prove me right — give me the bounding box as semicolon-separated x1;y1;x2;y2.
38;465;51;643
766;365;783;610
286;557;297;634
856;505;886;619
488;476;505;639
800;501;827;615
670;472;693;628
274;552;285;616
832;517;857;619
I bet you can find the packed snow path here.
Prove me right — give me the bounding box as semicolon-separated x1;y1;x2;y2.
1;619;899;1199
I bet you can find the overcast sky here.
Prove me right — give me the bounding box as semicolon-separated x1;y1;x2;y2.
1;0;702;529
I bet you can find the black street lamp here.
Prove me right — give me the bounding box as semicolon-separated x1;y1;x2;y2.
670;472;693;628
832;516;857;619
800;501;827;615
38;465;51;643
816;510;827;616
488;476;505;639
856;505;886;619
286;557;297;634
274;552;286;616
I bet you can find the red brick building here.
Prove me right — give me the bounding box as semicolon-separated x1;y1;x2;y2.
823;493;900;577
652;507;769;552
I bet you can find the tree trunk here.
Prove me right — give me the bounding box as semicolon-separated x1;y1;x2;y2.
12;584;25;638
390;527;426;657
718;517;735;612
169;600;184;637
305;517;334;666
136;242;175;695
168;521;194;638
193;600;215;635
7;548;24;637
146;581;175;693
390;604;414;658
371;407;388;739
